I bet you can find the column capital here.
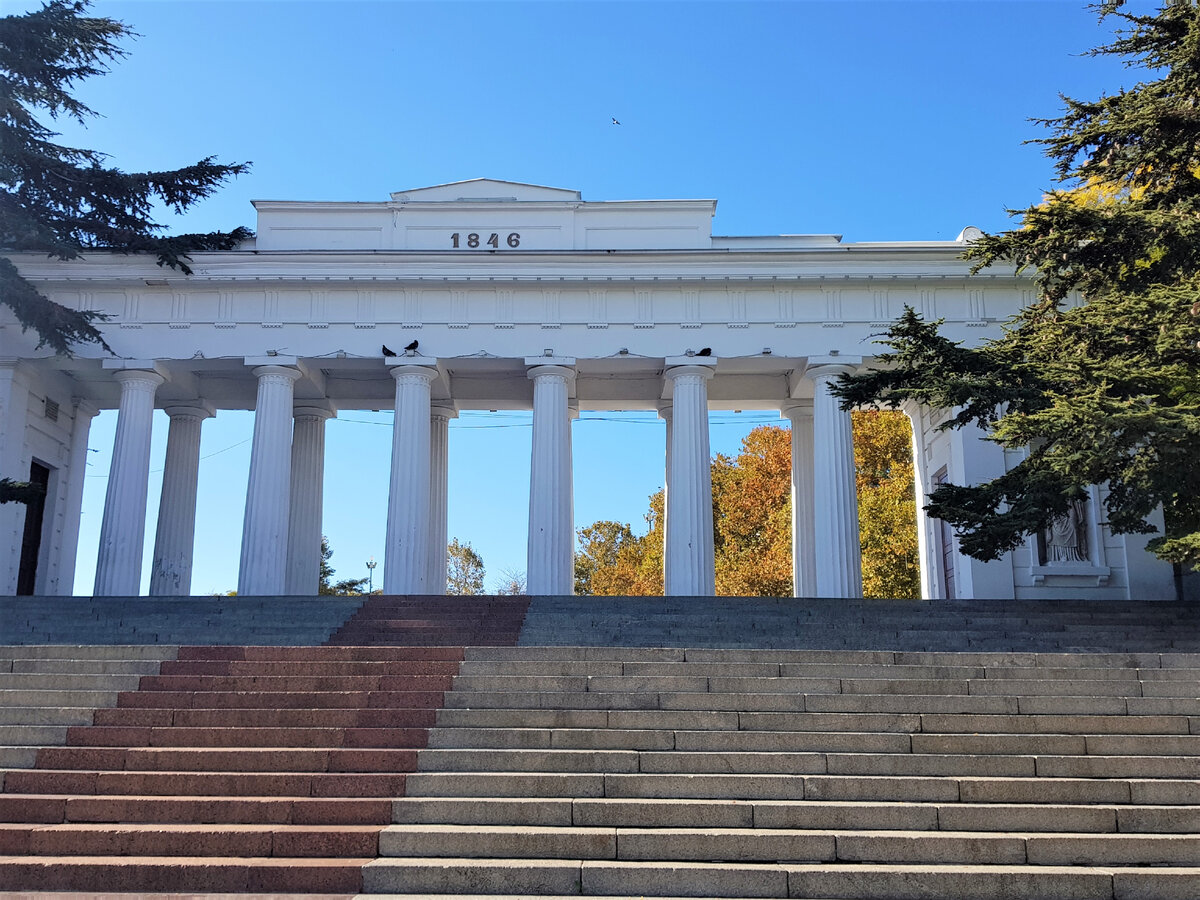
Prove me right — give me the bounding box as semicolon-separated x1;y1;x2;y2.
781;400;814;420
527;363;576;381
164;402;215;420
805;355;862;379
112;368;166;389
250;365;302;382
431;404;458;420
293;405;336;421
387;359;438;383
664;362;717;381
71;397;100;420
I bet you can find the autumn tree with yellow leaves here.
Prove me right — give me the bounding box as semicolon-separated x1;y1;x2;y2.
574;417;919;598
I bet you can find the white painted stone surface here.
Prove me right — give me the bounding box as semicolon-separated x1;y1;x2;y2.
237;363;302;596
428;405;456;595
527;362;576;595
384;361;437;595
0;179;1180;600
285;405;334;595
807;361;863;598
664;361;716;596
783;402;816;598
149;404;212;596
94;367;164;596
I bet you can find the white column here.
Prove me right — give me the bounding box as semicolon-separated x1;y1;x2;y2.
0;361;33;595
902;401;935;601
808;361;863;598
664;359;716;596
148;404;212;596
384;361;437;595
657;401;673;589
94;368;165;596
526;360;576;595
54;399;97;596
237;364;302;596
783;401;817;597
285;406;334;595
426;405;456;595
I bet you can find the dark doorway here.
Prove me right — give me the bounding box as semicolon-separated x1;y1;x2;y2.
16;461;51;596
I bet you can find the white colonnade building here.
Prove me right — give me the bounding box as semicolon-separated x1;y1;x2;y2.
0;180;1177;600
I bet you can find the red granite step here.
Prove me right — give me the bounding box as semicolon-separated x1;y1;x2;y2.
116;689;446;709
0;822;380;856
134;674;455;692
64;725;429;748
0;856;369;892
176;645;464;661
93;706;437;728
158;659;461;676
36;746;420;772
0;794;393;825
0;641;485;892
4;770;408;797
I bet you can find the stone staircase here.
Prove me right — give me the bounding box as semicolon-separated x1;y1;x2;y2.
367;645;1200;899
0;644;461;892
0;595;1197;897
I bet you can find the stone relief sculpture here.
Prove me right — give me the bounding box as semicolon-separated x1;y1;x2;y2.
1043;499;1090;564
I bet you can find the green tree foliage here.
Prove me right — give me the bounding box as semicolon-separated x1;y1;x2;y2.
447;538;485;595
0;0;251;355
318;536;368;596
834;1;1200;566
0;478;44;504
573;421;919;598
853;411;920;599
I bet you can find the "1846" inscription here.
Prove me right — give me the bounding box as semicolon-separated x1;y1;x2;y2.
451;232;521;249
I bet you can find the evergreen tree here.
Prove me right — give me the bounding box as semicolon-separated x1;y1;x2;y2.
0;1;251;355
834;1;1200;566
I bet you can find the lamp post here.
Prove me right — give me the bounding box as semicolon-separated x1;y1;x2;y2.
366;557;377;593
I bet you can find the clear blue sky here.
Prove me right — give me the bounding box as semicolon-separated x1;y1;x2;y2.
45;0;1147;594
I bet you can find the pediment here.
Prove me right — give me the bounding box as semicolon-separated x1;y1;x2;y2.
390;178;581;203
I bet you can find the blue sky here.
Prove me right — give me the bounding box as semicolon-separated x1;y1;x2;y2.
47;0;1146;593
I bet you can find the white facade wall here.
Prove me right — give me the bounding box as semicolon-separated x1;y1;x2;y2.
0;179;1180;599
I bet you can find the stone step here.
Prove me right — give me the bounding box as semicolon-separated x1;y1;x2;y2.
0;659;165;675
115;690;448;710
63;725;430;748
376;823;1200;866
0;793;394;824
0;725;68;746
0;674;145;691
0;646;180;661
176;645;464;661
2;768;409;797
0;855;370;892
402;770;1200;806
93;706;438;729
0;822;381;856
0;706;96;726
34;745;420;772
361;857;1200;898
158;659;461;676
135;674;455;692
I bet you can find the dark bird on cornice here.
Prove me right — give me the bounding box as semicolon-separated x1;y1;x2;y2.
404;339;420;353
696;347;712;357
382;344;397;357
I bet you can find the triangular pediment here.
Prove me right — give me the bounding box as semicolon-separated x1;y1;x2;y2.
390;178;581;203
